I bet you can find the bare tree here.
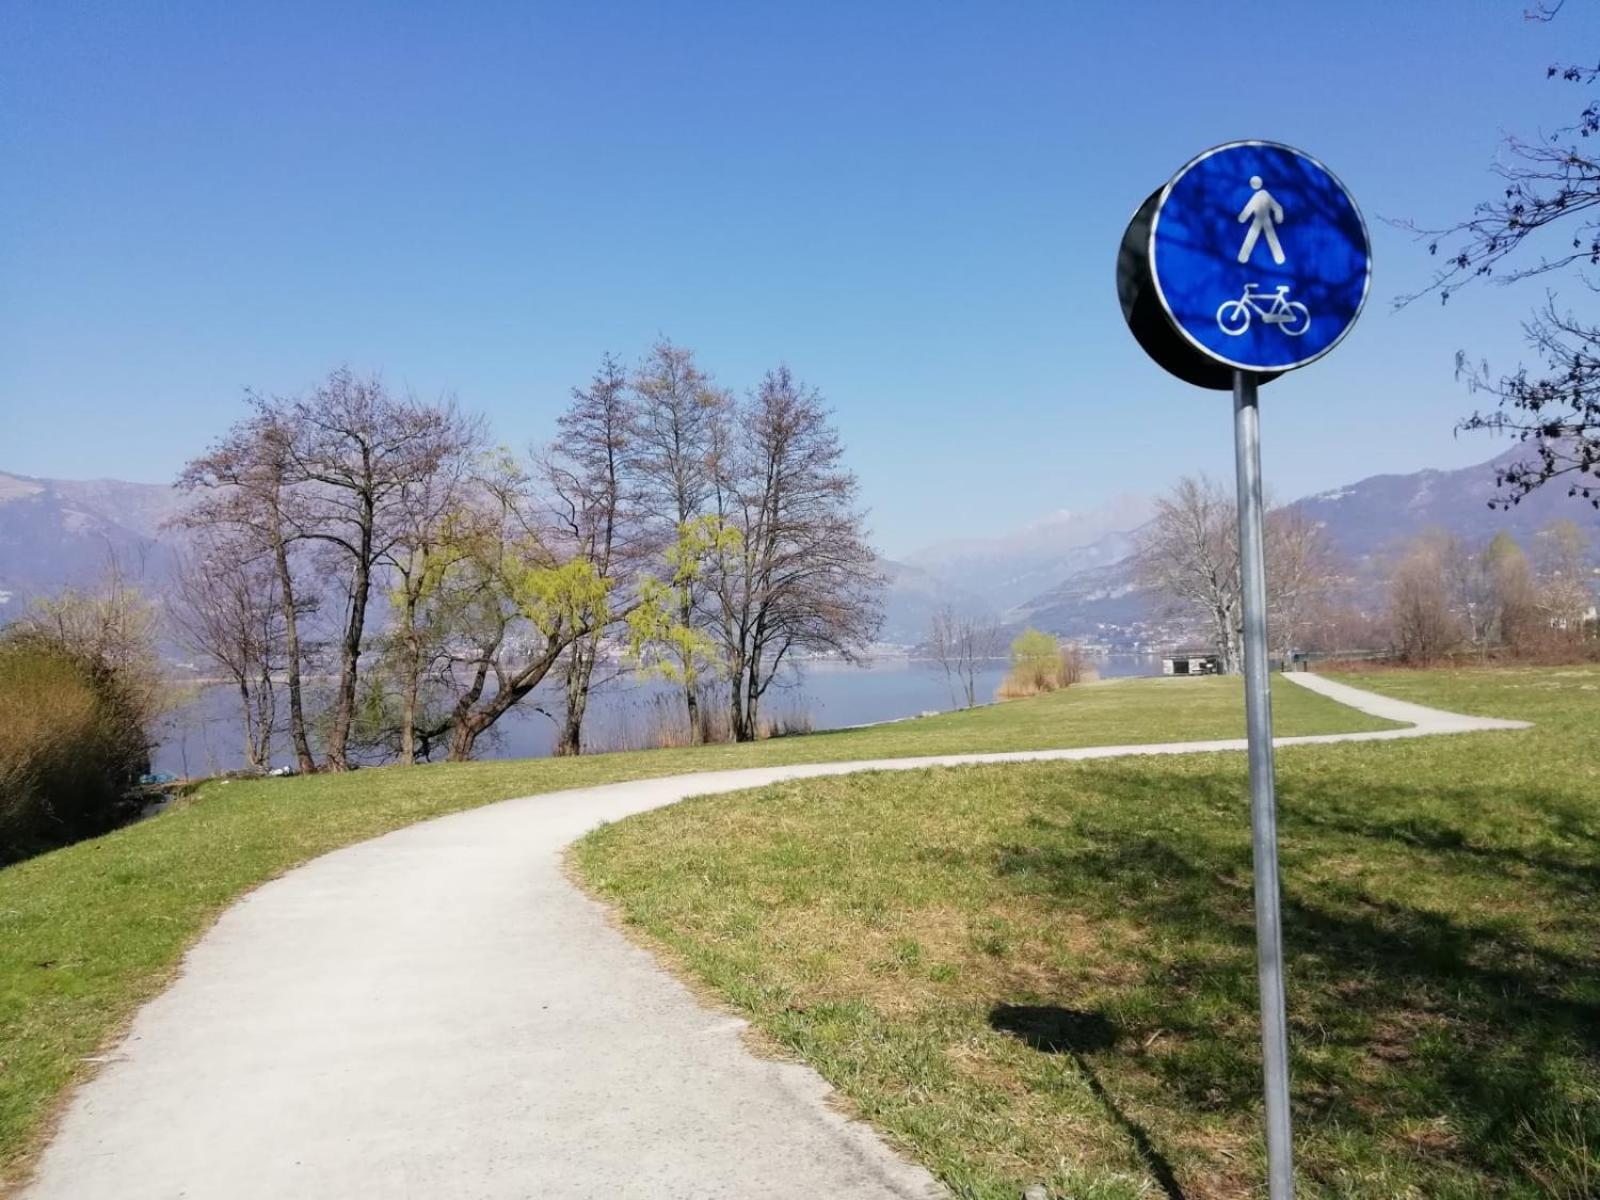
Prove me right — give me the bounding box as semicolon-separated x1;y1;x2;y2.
1427;530;1541;658
1457;307;1600;508
927;607;961;708
928;605;1001;709
1533;518;1597;635
1059;643;1091;687
543;355;640;756
1439;533;1498;657
379;405;483;765
1396;5;1600;505
1263;509;1340;659
706;367;883;741
1485;532;1540;653
277;370;476;771
170;536;286;771
176;405;318;772
957;615;1002;707
1137;476;1241;673
629;341;727;739
1389;535;1464;664
1141;478;1342;670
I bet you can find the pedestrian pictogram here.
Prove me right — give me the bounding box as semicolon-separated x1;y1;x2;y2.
1237;176;1286;265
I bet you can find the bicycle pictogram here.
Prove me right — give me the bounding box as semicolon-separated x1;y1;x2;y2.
1215;283;1310;337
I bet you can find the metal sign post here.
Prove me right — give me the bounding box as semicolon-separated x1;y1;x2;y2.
1232;369;1294;1197
1117;141;1371;1200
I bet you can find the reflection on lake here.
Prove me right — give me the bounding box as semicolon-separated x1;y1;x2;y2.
152;653;1162;777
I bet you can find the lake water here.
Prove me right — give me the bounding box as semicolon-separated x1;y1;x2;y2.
152;653;1163;776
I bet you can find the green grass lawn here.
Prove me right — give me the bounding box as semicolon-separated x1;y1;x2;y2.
0;675;1381;1187
574;667;1599;1200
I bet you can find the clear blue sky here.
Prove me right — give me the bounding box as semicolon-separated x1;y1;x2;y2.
3;1;1595;556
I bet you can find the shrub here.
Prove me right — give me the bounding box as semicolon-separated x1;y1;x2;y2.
1008;629;1060;692
0;636;151;863
998;629;1092;698
1059;643;1092;687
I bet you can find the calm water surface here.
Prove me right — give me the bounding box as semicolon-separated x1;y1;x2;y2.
153;654;1162;777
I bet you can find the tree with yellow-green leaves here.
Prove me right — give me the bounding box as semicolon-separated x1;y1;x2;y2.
628;340;731;741
624;515;739;742
411;460;615;763
1008;628;1061;694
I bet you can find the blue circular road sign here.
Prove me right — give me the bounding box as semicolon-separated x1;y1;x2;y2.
1148;141;1370;374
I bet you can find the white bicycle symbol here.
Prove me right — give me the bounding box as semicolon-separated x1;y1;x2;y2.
1216;283;1310;337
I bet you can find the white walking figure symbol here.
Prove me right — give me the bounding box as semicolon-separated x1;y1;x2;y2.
1236;175;1286;265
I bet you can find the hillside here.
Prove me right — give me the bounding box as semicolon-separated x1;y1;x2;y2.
0;472;183;610
1007;442;1600;646
1293;442;1600;566
900;494;1153;613
5;444;1598;648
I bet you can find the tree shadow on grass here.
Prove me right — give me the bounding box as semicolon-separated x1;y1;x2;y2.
989;762;1600;1190
1289;784;1600;895
989;1004;1188;1200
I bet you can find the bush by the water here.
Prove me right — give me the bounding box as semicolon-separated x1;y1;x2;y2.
0;636;152;863
997;628;1092;698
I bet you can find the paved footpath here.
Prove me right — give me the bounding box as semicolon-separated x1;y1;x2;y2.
23;675;1527;1200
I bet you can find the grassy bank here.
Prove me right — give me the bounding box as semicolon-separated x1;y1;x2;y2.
0;675;1383;1186
575;668;1598;1199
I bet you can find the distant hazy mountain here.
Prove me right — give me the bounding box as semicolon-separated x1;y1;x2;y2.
875;559;992;644
1292;442;1598;567
901;494;1155;613
1005;441;1600;647
0;471;185;610
8;444;1598;651
1005;559;1156;644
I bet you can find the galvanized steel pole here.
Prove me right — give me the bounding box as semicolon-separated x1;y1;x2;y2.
1232;369;1295;1199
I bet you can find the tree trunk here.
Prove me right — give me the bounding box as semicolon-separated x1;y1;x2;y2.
683;683;700;744
399;667;419;765
721;630;748;742
254;662;275;770
678;586;700;743
447;714;486;762
444;634;568;762
556;640;595;757
727;663;746;743
738;653;762;742
326;495;375;772
398;592;422;766
237;678;260;771
273;532;316;773
1211;603;1242;675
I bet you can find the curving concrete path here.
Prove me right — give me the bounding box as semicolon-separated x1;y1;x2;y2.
22;675;1527;1200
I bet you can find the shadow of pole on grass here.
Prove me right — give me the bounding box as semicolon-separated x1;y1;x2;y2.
989;1004;1188;1200
989;765;1600;1188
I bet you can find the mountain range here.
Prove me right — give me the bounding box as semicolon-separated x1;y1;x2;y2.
0;471;187;609
4;442;1598;649
878;442;1600;645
